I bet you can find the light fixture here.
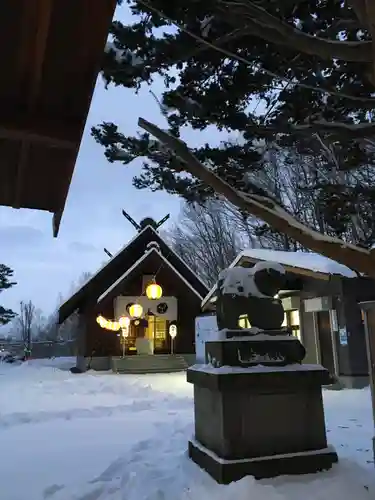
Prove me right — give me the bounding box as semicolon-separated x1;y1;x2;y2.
129;303;143;318
118;316;130;358
146;281;163;300
119;316;130;328
169;323;178;355
169;324;177;338
96;315;121;331
96;315;107;328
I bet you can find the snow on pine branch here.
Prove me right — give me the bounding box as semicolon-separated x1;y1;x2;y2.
136;0;375;107
137;117;375;275
105;41;144;67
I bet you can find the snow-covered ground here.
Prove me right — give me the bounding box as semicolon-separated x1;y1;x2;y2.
0;358;374;500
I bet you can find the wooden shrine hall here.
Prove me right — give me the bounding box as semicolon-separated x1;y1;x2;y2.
58;214;209;374
0;0;117;235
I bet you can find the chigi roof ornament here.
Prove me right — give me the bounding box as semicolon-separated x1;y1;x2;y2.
103;210;170;258
122;210;170;232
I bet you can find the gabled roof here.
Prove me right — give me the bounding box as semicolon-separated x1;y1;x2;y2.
97;247;205;304
58;224;209;323
201;248;356;310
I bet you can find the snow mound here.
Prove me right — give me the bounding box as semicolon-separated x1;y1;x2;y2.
0;364;373;500
50;421;375;500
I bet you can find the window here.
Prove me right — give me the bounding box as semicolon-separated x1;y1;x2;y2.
238;315;251;329
285;309;301;340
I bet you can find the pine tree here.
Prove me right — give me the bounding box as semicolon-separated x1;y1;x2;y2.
92;1;375;275
0;264;16;325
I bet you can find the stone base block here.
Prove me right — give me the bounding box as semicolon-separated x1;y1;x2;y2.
188;439;338;484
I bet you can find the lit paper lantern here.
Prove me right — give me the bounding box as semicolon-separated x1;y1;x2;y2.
129;303;143;318
96;315;107;329
119;316;130;328
169;324;178;338
146;282;163;300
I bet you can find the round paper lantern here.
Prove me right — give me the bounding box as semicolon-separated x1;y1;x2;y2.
169;324;178;338
146;282;163;300
119;316;130;328
96;315;107;328
129;303;143;318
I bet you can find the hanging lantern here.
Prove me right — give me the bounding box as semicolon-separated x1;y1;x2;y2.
129;303;143;318
119;316;130;328
119;316;130;338
96;315;107;329
146;282;163;300
169;324;178;338
96;315;121;331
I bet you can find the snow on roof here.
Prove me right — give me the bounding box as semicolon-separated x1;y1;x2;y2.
64;224;207;305
237;249;357;278
201;248;357;310
97;247;205;304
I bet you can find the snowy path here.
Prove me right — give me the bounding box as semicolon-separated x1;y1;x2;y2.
0;359;374;500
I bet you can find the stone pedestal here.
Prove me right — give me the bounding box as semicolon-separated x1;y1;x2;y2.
187;329;338;483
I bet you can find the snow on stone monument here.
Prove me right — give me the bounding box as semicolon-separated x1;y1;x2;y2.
187;261;338;483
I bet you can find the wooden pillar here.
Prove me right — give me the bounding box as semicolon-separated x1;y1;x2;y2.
76;311;87;372
359;301;375;466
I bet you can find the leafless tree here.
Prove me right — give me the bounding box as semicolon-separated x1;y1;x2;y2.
17;300;35;353
137;118;375;276
168;200;246;286
52;272;93;343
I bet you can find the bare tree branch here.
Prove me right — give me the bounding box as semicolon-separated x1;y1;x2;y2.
168;201;244;286
138;117;375;276
17;300;36;354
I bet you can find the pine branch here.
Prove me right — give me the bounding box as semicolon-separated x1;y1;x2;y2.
136;0;375;105
218;1;372;62
243;119;375;140
138;117;375;275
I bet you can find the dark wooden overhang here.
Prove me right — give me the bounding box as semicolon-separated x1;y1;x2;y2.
0;0;117;236
58;225;209;323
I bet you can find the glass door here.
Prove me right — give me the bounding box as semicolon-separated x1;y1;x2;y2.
147;315;168;352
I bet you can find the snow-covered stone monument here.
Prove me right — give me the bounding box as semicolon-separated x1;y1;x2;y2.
188;261;338;484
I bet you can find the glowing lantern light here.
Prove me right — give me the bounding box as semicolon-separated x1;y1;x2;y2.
96;315;107;329
146;282;163;300
119;316;130;328
96;315;121;331
169;324;178;338
129;303;143;318
169;323;178;354
119;316;130;340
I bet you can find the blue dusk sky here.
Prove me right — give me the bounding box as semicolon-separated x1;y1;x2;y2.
0;4;225;319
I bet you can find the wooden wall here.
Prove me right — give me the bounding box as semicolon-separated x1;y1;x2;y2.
80;265;202;357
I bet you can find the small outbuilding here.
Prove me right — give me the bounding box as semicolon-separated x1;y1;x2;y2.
201;249;373;388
